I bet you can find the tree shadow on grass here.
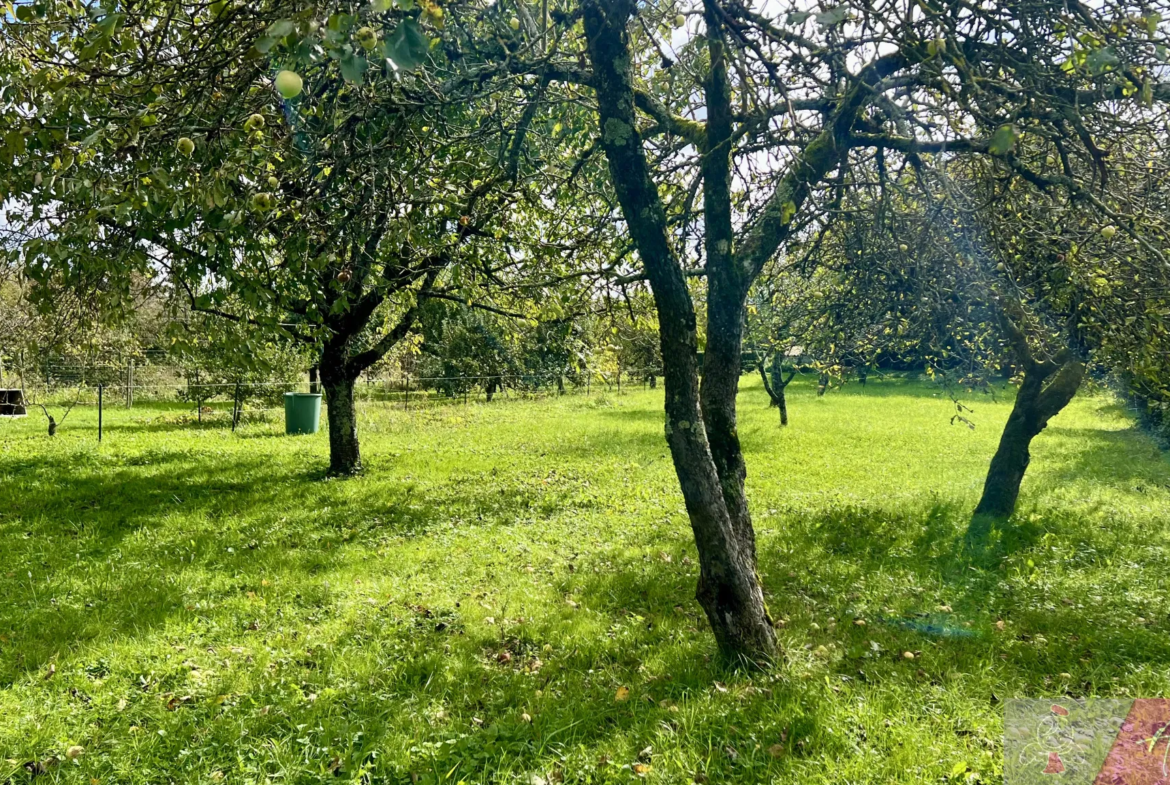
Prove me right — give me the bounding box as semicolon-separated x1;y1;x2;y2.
762;498;1170;684
295;522;1170;784
1038;424;1170;490
0;447;602;687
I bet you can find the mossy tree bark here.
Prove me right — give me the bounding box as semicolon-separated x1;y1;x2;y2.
321;367;361;475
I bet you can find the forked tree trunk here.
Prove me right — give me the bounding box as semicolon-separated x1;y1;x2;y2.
582;0;865;660
967;356;1083;542
759;353;794;426
583;0;775;663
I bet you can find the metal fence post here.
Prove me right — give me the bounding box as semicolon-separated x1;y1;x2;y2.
126;359;134;408
232;381;241;432
98;384;103;442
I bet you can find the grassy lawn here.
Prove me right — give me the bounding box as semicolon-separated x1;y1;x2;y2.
1;375;1168;784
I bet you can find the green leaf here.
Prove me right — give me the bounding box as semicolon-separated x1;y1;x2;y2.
988;124;1017;155
781;200;796;225
266;19;296;39
1086;46;1119;74
5;131;26;156
395;0;415;9
339;51;368;83
385;18;428;70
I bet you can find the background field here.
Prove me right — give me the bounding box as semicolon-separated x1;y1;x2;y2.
1;375;1168;784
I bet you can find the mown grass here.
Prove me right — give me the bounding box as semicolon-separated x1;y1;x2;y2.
1;374;1168;784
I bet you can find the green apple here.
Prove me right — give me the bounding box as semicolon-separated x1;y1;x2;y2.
509;16;520;30
274;70;303;99
356;26;379;50
673;13;685;27
1101;224;1117;240
176;137;195;156
244;113;265;132
267;175;279;189
251;192;274;211
898;243;908;252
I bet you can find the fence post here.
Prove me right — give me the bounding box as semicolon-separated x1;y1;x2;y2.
126;359;134;408
232;381;241;432
195;370;202;424
98;384;103;442
404;373;410;411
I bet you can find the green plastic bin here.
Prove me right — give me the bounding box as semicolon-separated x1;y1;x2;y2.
284;392;322;435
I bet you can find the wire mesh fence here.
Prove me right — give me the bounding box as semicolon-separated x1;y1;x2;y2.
1;363;663;437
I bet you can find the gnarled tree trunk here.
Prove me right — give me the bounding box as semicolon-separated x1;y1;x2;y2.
967;356;1083;541
966;307;1085;544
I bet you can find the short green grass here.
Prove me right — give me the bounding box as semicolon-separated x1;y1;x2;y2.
1;375;1168;784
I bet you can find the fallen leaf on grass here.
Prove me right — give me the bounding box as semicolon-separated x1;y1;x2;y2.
614;686;630;701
